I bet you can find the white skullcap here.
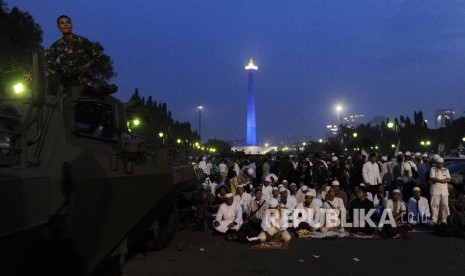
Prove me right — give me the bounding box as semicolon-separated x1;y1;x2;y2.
392;189;401;194
278;184;284;188
225;193;234;197
432;154;440;162
437;158;444;163
359;183;366;187
306;189;317;197
332;180;340;186
279;187;287;193
331;156;338;162
269;198;279;208
412;187;421;192
247;168;254;175
290;183;297;187
405;151;411;156
272;187;279;191
415;152;421;157
265;176;271;182
282;180;288;183
381;156;387;161
422;153;428;158
237;184;244;189
397;151;403;156
202;157;207;160
301;185;308;191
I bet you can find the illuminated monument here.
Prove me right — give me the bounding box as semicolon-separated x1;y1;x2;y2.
245;58;258;145
231;58;276;154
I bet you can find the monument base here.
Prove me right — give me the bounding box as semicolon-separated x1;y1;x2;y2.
231;146;277;155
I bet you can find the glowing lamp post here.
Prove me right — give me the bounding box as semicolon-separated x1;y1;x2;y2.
197;105;203;140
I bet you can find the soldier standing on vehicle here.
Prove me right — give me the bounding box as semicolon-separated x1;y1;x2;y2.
45;15;99;93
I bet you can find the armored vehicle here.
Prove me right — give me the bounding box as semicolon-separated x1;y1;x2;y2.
0;51;196;275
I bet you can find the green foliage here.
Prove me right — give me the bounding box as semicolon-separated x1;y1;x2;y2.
90;41;115;80
128;89;201;146
0;3;43;91
330;110;465;155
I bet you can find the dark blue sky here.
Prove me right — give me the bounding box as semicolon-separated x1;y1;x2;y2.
13;0;465;144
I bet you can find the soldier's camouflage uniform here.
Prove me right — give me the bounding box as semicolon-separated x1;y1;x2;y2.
45;34;99;87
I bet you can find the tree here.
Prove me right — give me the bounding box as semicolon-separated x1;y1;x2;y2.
89;41;115;80
0;3;43;91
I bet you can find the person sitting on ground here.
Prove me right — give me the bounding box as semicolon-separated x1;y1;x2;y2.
234;184;252;214
349;186;376;235
358;183;374;201
211;186;228;212
317;182;328;201
294;189;321;232
295;185;309;204
321;186;346;233
289;183;298;196
213;193;243;238
310;188;323;208
407;186;431;226
387;189;407;225
332;180;349;208
241;189;269;241
258;198;292;243
262;176;273;202
279;188;297;210
373;184;389;209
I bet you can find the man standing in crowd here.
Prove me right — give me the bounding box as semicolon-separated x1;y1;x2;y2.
362;153;382;194
430;158;451;225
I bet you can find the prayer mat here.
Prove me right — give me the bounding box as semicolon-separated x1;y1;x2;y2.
296;229;349;239
250;240;290;250
349;232;381;239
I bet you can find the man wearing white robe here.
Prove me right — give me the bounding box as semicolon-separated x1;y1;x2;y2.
408;186;431;225
235;185;252;213
293;190;322;231
258;198;291;242
213;193;243;233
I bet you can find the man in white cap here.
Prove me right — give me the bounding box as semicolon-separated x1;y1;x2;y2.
321;186;346;233
279;187;297;210
386;189;407;225
362;153;382;194
403;151;418;200
330;156;350;192
294;189;321;231
213;193;243;236
429;158;451;225
408;186;431;226
271;187;280;199
295;185;309;204
258;198;292;243
235;184;252;214
262;176;273;202
418;153;430;192
332;180;348;208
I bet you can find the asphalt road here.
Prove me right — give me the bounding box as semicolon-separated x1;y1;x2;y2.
123;229;465;276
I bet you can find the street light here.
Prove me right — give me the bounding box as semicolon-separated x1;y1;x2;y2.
159;132;164;145
387;122;394;128
197;105;203;140
352;132;358;138
335;104;342;125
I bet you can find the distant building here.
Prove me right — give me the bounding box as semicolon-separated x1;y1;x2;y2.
435;109;455;128
326;124;338;138
342;114;365;128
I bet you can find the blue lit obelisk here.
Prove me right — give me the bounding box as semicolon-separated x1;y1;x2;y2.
245;58;258;146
